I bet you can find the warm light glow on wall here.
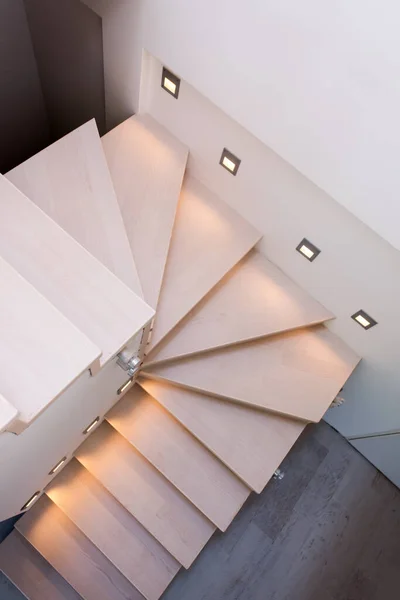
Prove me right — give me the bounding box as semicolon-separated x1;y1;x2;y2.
82;417;100;435
21;491;41;511
48;457;67;476
117;378;134;395
296;238;321;262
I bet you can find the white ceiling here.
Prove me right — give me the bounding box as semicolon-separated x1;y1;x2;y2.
135;0;400;251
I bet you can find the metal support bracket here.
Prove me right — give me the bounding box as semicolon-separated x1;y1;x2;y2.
330;395;345;408
116;350;142;377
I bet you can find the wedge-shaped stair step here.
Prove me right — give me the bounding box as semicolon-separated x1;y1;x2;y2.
142;326;360;423
16;495;143;600
107;386;250;531
102;114;188;308
0;394;18;435
0;531;80;600
46;459;180;600
139;379;305;493
75;422;215;567
149;176;262;352
146;249;334;366
0;175;154;367
0;256;100;433
7;119;142;296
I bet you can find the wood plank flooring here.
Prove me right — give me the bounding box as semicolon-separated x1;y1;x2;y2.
160;421;400;600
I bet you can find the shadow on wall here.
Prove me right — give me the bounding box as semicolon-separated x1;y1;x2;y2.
0;515;21;544
0;0;105;174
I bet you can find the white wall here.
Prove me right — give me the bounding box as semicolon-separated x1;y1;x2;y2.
140;54;400;476
79;1;400;483
24;0;106;139
83;0;400;252
0;0;49;172
0;331;143;521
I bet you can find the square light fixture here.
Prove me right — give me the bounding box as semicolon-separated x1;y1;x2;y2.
161;67;180;99
220;148;241;176
21;491;41;512
82;416;100;435
296;238;321;262
48;456;67;476
117;377;134;396
351;310;377;330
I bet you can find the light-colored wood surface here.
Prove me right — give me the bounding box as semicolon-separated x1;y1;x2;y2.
146;249;334;366
107;386;250;531
139;379;305;493
142;326;360;423
7;119;142;296
148;176;262;352
46;459;180;600
0;531;81;600
0;256;100;431
75;422;215;567
0;394;18;435
16;495;143;600
0;175;154;367
102;114;188;308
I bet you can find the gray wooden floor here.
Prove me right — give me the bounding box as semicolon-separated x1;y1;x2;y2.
162;421;400;600
2;422;400;600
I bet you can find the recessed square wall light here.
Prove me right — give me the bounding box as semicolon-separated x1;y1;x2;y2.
48;457;67;476
351;310;377;330
161;67;180;99
82;417;100;435
21;491;41;512
220;148;241;176
296;238;321;262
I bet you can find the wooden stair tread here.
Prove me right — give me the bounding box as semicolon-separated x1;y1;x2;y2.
148;176;262;352
0;394;18;435
7;119;142;296
0;256;100;432
142;326;360;423
0;530;80;600
107;386;250;531
102;114;188;308
75;422;215;567
0;175;154;367
16;495;143;600
138;378;305;493
46;459;180;600
146;249;334;366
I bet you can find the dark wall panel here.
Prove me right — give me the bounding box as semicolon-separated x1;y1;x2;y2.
0;0;50;173
24;0;106;140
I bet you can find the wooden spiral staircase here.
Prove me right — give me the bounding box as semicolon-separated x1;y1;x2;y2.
0;114;359;600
